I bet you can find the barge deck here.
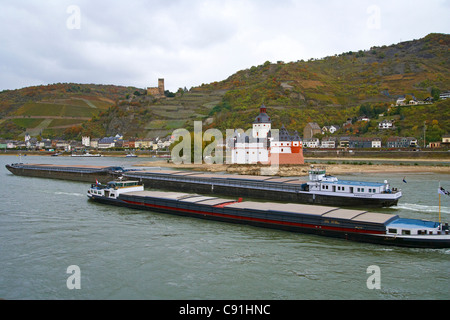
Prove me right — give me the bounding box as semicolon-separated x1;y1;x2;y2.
5;163;124;183
123;169;401;207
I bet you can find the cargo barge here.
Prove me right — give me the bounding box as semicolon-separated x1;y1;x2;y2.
87;180;450;248
6;162;401;207
123;167;402;207
5;163;124;183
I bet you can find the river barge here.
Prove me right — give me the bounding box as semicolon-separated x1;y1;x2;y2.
87;180;450;248
123;167;402;207
5;162;401;207
5;163;124;183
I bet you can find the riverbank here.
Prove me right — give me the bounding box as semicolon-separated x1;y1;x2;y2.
2;151;448;176
137;160;450;176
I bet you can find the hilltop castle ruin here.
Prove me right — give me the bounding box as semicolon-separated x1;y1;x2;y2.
147;78;165;97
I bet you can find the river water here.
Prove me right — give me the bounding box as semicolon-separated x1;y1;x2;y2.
0;155;449;300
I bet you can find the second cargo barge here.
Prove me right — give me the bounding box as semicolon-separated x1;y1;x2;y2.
5;162;402;207
123;167;402;207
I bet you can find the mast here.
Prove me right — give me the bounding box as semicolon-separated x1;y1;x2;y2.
439;181;441;224
423;121;426;148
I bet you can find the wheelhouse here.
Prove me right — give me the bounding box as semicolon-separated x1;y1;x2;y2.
88;180;143;199
386;218;449;236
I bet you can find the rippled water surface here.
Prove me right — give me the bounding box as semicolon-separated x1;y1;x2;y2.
0;155;449;300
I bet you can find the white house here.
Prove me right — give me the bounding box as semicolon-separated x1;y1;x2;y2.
371;138;382;148
303;138;320;148
396;97;406;106
321;137;336;148
439;91;450;100
7;141;16;149
98;137;116;149
378;120;394;129
322;125;340;134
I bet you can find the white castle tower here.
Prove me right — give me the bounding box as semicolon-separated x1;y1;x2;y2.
252;105;271;139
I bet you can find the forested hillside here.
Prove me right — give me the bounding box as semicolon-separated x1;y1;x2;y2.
0;83;138;139
0;33;448;143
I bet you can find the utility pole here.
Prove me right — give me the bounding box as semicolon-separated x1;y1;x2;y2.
423;121;426;148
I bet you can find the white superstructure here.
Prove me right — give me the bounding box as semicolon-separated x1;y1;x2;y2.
87;180;144;199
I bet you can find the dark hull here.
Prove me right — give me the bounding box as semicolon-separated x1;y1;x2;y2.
6;165;117;184
5;163;400;207
132;176;399;208
88;195;449;248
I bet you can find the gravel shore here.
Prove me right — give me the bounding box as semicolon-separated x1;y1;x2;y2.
137;159;450;176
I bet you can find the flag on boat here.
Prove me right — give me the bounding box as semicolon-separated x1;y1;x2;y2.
96;179;100;185
439;186;449;196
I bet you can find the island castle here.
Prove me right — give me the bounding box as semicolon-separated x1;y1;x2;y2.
230;105;304;165
147;78;165;97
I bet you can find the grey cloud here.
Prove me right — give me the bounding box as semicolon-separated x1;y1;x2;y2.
0;0;448;91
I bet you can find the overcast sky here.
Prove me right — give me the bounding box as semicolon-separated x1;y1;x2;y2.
1;0;449;92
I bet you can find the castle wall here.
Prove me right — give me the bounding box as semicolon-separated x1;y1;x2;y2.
147;78;165;97
269;152;305;165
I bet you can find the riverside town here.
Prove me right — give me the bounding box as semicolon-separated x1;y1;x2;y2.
2;104;449;160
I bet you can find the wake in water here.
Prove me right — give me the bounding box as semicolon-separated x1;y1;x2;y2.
394;203;450;215
55;192;85;197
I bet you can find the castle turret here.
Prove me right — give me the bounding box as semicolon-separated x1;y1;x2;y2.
158;78;165;95
252;105;271;138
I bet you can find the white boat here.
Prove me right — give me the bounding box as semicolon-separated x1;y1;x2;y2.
125;152;137;158
71;152;103;157
298;166;402;207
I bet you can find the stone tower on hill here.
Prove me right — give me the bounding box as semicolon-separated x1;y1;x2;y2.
147;78;165;97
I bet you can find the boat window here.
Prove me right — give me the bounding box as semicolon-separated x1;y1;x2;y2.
388;228;397;234
401;230;411;235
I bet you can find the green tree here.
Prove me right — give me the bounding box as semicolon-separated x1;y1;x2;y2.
431;87;441;101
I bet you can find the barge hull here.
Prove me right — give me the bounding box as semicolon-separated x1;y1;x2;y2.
135;176;399;208
88;192;448;248
6;164;120;184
